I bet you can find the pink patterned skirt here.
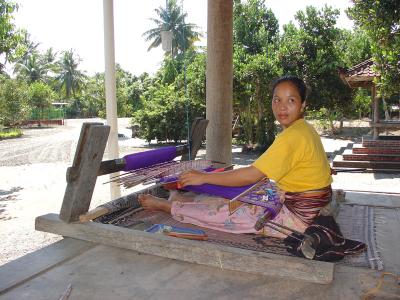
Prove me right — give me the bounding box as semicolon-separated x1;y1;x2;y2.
169;191;310;238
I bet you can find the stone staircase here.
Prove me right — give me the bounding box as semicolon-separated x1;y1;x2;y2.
332;136;400;172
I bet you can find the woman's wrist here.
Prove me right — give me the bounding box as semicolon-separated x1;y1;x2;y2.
199;172;209;185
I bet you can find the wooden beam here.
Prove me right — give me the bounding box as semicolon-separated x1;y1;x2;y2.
181;117;209;161
36;213;334;284
60;123;110;223
369;122;400;128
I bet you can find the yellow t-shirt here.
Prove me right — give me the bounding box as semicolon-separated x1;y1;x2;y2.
252;118;332;192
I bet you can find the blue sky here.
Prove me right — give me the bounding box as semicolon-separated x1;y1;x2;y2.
13;0;354;76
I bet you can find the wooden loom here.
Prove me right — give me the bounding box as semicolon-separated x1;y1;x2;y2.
35;119;335;284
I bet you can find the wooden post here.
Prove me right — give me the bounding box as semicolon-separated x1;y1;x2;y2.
206;0;233;165
60;123;110;223
372;84;379;139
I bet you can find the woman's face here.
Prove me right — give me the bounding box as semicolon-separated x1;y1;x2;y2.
272;81;306;129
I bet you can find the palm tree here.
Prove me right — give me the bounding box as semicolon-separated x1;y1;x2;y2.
142;0;202;57
43;47;57;64
55;49;86;99
14;52;51;83
13;34;58;83
18;31;40;63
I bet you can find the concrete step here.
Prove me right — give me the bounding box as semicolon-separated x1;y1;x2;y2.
333;155;400;171
362;136;400;148
342;149;400;162
352;144;400;155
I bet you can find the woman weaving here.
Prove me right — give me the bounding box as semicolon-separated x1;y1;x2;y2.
139;75;333;238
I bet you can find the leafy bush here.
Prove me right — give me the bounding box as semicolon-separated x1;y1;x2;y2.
351;88;371;119
307;108;331;131
133;82;205;143
28;81;55;120
0;76;30;127
0;127;22;139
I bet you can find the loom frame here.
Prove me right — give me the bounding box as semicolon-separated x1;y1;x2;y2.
35;120;335;284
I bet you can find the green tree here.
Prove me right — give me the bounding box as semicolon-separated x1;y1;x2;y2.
12;31;40;65
0;0;24;73
14;52;52;83
181;51;206;107
233;0;279;54
278;6;352;132
143;0;202;57
233;0;280;148
347;0;400;95
0;75;30;126
77;73;106;118
133;83;179;143
339;28;372;67
133;52;206;143
28;81;55;122
55;49;86;99
129;72;152;112
42;47;57;65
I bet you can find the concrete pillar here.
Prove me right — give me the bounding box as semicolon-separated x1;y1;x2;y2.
372;84;379;140
206;0;233;165
103;0;121;199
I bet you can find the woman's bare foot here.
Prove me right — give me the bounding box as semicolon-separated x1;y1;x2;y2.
138;194;172;214
168;190;196;203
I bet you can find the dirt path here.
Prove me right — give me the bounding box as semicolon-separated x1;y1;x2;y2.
0;118;177;266
0;119;128;265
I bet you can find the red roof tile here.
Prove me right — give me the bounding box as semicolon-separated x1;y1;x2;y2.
346;58;380;78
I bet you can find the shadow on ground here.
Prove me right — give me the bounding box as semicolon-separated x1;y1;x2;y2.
0;187;23;197
373;173;400;180
0;186;23;221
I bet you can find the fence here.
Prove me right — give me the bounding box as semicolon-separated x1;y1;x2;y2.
30;108;65;120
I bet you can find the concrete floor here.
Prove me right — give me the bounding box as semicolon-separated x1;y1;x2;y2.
1;191;400;300
0;239;391;300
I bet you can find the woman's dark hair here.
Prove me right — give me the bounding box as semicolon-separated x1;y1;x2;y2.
271;75;307;103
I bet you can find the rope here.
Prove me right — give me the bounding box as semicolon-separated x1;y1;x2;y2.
180;0;191;160
362;272;400;300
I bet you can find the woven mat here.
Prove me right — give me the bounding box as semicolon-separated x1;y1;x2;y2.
336;204;384;270
96;204;382;269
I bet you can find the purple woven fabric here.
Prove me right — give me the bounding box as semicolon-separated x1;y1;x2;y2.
262;192;282;218
183;184;253;199
123;146;177;171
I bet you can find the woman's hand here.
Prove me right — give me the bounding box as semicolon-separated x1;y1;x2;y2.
179;169;207;187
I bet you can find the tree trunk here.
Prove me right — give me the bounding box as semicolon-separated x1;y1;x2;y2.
382;98;390;121
339;118;344;133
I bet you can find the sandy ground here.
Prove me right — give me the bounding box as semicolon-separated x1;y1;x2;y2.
0;118;399;266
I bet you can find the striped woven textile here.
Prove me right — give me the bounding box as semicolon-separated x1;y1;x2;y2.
284;186;332;225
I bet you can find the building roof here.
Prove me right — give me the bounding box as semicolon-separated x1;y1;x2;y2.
339;58;380;88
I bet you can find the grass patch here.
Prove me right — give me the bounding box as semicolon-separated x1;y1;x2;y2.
0;128;23;139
